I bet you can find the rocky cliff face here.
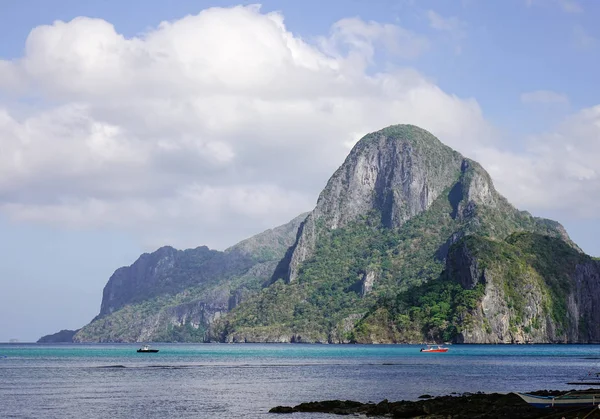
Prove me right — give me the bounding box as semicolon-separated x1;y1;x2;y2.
571;262;600;342
98;246;236;318
448;234;600;344
75;287;232;343
70;213;307;342
287;125;464;282
347;232;600;345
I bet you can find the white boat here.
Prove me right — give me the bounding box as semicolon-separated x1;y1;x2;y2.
517;391;600;408
137;345;159;353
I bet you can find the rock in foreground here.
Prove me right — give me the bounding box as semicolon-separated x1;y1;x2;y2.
269;391;600;418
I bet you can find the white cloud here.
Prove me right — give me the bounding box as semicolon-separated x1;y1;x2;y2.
1;183;310;249
520;90;569;105
7;4;598;252
0;5;494;250
0;4;598;256
323;17;430;65
476;105;600;217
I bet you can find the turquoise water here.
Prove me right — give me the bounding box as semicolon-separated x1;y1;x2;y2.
1;343;599;418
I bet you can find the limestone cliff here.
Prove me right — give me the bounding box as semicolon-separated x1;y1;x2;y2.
97;245;235;318
287;125;463;283
351;233;600;344
450;234;600;344
70;213;307;343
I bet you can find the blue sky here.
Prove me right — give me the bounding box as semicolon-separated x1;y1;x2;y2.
0;0;599;342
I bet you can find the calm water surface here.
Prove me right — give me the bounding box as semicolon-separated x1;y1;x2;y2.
1;343;599;418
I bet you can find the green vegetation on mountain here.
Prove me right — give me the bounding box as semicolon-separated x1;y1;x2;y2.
220;186;574;343
354;280;486;343
219;191;462;342
75;284;226;342
71;214;308;343
354;232;593;343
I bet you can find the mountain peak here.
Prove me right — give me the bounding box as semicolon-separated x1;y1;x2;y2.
353;124;446;151
286;125;465;282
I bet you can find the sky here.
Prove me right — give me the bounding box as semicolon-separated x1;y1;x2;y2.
0;0;599;342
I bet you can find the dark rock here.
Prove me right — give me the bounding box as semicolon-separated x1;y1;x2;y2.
374;399;390;414
269;406;296;413
293;400;365;413
268;392;580;418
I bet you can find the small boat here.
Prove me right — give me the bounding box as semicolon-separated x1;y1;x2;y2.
517;391;600;408
420;344;448;353
137;345;159;353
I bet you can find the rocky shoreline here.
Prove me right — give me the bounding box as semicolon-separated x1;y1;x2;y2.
270;390;600;418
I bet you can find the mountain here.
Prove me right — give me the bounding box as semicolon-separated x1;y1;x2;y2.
70;213;307;342
217;125;591;343
45;124;599;344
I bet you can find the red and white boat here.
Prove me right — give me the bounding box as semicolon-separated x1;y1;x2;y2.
419;344;449;353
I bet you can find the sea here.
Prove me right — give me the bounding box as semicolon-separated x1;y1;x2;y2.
1;343;599;418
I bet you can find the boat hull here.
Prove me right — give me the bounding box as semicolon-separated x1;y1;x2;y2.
420;349;448;353
517;392;600;408
137;349;159;353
